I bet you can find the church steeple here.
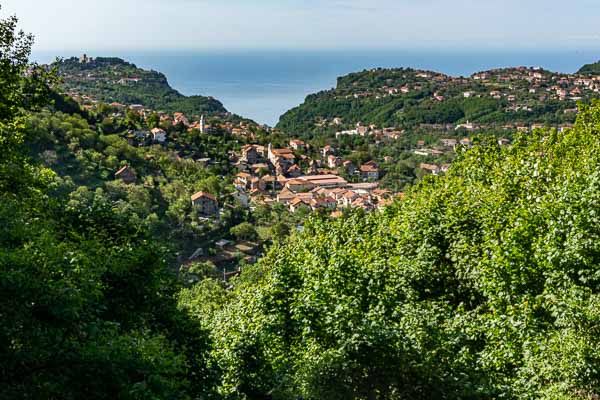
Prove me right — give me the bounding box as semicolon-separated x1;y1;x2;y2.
200;115;205;134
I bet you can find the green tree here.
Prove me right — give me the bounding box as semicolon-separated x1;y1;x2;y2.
230;221;258;241
210;102;600;399
0;10;218;399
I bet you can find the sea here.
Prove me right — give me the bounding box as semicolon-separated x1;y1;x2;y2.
33;48;600;126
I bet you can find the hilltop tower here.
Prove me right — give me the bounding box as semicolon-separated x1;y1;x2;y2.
200;115;205;134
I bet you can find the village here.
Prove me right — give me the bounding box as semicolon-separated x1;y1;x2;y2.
60;56;600;276
331;66;600;107
115;109;402;217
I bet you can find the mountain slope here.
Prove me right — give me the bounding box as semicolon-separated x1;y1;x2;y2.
55;56;227;116
277;66;592;135
578;60;600;75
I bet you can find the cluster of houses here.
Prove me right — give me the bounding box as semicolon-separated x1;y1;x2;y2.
414;135;515;174
335;66;600;106
325;66;595;140
110;138;399;219
63;89;264;142
228;140;398;214
335;123;404;140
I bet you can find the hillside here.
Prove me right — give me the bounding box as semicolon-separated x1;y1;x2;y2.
200;102;600;398
7;7;600;399
54;56;228;117
277;66;597;136
578;60;600;75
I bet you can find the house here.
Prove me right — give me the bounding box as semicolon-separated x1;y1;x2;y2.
327;155;342;169
498;138;511;146
289;197;311;213
261;175;277;191
294;174;348;188
348;182;379;192
251;163;270;176
249;188;268;198
440;138;458;147
277;187;297;204
328;188;348;205
420;163;441;175
459;138;472;146
351;196;374;211
321;145;335;158
240;145;260;164
235;172;252;189
335;129;359;138
274;160;289;176
191;191;219;216
310;196;337;211
254;145;267;157
129;104;145;113
250;177;267;191
287;164;302;178
173;112;190;126
371;189;393;202
285;178;316;192
360;162;380;180
343;160;355;175
357;126;369;136
289;139;306;151
342;190;360;207
455;121;478;131
151;128;167;143
115;165;136;184
268;144;295;166
276;175;288;190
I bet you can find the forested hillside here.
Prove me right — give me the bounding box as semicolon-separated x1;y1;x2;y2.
578;60;600;75
4;8;600;400
277;66;594;136
201;102;600;398
54;56;228;117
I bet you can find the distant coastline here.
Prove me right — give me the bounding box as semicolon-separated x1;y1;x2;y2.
34;48;600;125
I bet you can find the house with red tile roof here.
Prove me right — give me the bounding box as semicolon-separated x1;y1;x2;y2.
289;139;306;151
191;192;219;216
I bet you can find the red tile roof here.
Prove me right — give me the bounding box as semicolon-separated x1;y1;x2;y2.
191;191;217;202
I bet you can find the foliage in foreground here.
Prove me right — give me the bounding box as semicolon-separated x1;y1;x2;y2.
0;10;217;399
195;102;600;399
5;5;600;399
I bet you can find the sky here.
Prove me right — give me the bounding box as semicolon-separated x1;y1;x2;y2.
2;0;600;52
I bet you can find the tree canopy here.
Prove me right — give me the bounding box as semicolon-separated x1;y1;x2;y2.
4;6;600;400
0;10;217;399
198;103;600;399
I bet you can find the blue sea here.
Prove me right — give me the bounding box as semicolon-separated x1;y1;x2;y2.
34;49;600;126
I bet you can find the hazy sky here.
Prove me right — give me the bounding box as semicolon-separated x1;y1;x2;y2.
3;0;600;51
